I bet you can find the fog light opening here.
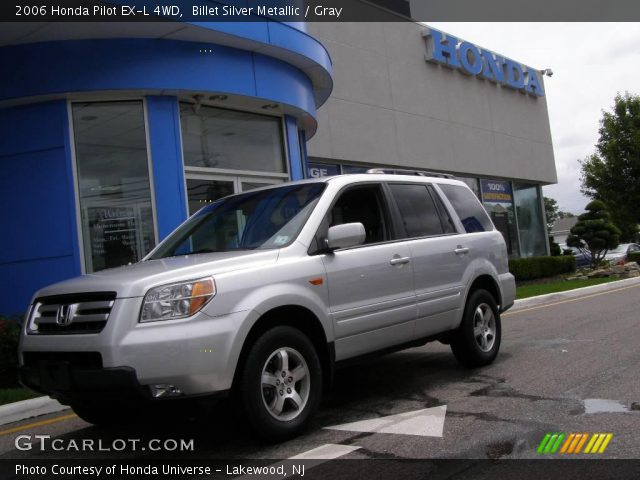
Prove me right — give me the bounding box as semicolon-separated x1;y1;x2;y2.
150;384;183;398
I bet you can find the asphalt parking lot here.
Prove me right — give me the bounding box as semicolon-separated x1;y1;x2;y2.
1;282;640;477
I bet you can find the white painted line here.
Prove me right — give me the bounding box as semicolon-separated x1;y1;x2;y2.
289;443;361;460
0;396;68;427
325;405;447;437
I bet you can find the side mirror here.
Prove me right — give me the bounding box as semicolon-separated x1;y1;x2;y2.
326;223;366;251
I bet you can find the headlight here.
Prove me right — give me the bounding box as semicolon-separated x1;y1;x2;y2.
140;277;215;322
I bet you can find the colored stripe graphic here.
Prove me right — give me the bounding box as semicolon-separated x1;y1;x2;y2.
584;434;598;453
538;433;613;454
598;434;613;453
560;433;575;453
574;433;589;453
537;433;565;453
537;433;552;454
585;433;613;453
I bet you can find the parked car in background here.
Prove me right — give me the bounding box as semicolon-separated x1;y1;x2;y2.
604;243;640;265
560;244;592;269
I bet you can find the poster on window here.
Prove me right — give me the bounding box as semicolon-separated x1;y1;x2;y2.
87;206;138;270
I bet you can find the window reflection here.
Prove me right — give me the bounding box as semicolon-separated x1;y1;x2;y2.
180;104;285;173
514;183;546;257
72;101;155;272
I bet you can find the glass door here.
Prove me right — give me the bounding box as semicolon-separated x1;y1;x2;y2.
185;174;283;215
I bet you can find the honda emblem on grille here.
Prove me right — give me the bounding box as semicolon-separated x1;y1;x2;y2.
56;304;77;326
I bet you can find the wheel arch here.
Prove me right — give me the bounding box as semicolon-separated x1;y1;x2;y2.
232;305;334;392
466;274;502;310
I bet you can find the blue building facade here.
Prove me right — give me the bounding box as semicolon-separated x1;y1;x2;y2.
0;21;333;316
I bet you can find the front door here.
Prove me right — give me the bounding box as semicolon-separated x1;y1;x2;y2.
320;184;416;361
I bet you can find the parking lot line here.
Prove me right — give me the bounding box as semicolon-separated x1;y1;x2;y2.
289;444;361;460
0;413;77;436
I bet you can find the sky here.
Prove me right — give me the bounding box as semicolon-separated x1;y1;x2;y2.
429;23;640;214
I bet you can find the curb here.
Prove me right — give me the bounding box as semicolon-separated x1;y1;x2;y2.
0;396;68;427
510;275;640;312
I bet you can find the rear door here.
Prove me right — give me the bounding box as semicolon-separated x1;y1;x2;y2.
387;183;466;337
319;183;416;360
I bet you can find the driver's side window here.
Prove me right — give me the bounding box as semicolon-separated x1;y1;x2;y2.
329;185;389;245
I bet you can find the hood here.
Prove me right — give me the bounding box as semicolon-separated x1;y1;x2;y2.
33;250;280;300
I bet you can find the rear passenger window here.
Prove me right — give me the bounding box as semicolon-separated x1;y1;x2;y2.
440;184;493;233
389;184;444;238
428;185;456;234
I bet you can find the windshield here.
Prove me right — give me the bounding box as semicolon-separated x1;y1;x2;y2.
149;183;326;259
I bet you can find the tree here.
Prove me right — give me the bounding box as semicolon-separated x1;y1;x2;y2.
581;93;640;241
566;200;621;268
544;196;559;230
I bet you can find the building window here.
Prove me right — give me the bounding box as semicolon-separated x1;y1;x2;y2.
180;104;285;173
514;183;547;257
479;179;519;256
72;101;156;272
454;176;481;198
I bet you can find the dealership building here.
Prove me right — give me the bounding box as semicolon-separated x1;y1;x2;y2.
0;16;556;316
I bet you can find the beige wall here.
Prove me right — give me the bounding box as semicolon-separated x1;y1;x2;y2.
306;22;557;185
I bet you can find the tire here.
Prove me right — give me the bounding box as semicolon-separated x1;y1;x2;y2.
450;289;501;367
237;326;322;442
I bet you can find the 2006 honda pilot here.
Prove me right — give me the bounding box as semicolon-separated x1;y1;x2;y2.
19;171;515;440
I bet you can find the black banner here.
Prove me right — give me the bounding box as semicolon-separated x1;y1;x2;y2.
3;459;640;480
3;0;640;22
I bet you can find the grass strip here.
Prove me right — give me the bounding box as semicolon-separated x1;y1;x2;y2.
516;277;618;300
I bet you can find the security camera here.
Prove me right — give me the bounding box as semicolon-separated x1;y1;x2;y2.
540;68;553;77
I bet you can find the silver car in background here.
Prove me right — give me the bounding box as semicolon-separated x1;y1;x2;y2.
604;243;640;265
19;172;515;441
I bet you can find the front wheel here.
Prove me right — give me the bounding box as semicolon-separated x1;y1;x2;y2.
450;289;501;367
237;326;322;442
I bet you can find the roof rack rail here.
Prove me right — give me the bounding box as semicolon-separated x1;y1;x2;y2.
365;168;453;179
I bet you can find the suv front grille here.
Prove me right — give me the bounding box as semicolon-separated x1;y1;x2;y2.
28;293;116;335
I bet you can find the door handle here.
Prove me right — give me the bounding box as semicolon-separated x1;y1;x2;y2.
390;256;411;266
454;246;469;255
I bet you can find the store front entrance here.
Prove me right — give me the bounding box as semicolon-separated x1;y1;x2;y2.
185;174;284;215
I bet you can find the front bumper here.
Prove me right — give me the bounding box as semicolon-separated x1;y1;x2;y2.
19;297;255;397
19;363;148;404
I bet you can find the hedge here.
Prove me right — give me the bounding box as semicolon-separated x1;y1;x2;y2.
509;255;576;281
628;252;640;264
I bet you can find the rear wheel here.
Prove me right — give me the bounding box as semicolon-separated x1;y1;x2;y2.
237;326;322;442
450;289;501;367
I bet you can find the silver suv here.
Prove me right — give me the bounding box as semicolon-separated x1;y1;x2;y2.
19;172;515;440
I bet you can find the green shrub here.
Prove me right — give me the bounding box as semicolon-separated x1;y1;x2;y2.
628;252;640;264
509;255;576;281
549;236;561;256
0;316;22;388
